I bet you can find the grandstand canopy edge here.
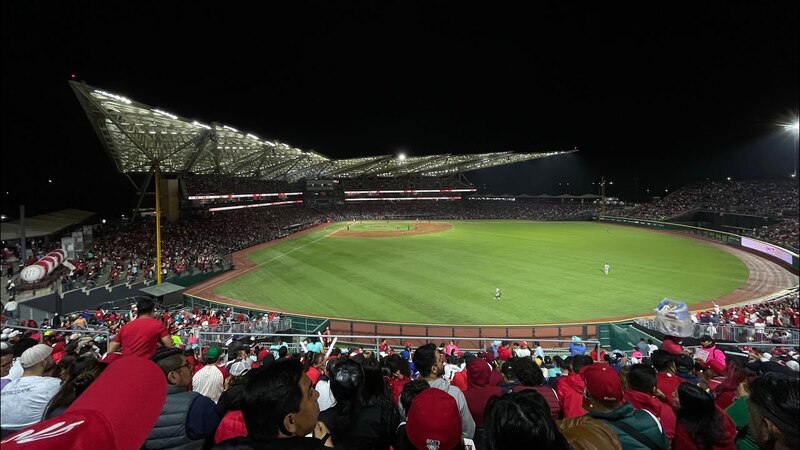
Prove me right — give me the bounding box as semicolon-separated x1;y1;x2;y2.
0;208;96;241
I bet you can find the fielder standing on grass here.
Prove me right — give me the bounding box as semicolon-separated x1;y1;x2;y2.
604;263;610;275
495;287;501;300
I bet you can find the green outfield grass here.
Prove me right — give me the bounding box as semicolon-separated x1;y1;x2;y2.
212;221;749;325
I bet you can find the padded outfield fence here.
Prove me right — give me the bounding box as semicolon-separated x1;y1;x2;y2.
599;215;800;271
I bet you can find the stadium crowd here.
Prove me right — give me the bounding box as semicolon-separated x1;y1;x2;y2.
616;179;798;249
2;295;799;449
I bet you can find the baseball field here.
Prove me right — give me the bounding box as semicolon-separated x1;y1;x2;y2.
210;221;750;325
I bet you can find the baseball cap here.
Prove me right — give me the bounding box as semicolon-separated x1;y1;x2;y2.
1;356;166;450
406;388;462;450
205;346;222;362
19;344;52;369
675;354;695;372
572;336;582;343
581;364;622;403
229;360;251;377
519;341;528;347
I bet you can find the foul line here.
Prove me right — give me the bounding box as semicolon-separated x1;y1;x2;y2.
198;227;341;293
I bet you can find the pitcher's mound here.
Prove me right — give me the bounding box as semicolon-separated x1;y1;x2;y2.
332;222;453;238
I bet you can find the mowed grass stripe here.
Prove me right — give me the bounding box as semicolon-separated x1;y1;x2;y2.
213;221;749;324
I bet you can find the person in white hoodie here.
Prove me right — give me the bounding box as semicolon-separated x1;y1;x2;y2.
412;343;475;439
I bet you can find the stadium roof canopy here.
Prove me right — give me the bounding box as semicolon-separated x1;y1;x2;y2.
70;81;576;182
0;208;96;241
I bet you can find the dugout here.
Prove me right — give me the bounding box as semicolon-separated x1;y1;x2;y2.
139;282;185;308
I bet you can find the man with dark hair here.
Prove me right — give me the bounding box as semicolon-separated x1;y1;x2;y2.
108;297;173;358
144;347;220;449
556;354;593;418
193;347;228;403
650;350;684;402
383;353;411;404
622;364;676;440
215;358;333;449
412;343;475;439
746;373;799;450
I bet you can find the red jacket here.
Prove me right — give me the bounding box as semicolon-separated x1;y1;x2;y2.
661;337;684;355
672;406;736;450
556;373;586;418
464;359;503;427
656;372;684;402
623;388;676;439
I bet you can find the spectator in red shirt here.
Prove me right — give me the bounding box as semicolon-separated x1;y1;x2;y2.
107;297;173;358
651;350;684;403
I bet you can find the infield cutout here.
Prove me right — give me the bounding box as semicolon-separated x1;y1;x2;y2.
331;221;453;238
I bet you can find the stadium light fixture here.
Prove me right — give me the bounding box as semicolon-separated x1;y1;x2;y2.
398;153;406;160
726;176;732;181
783;120;799;132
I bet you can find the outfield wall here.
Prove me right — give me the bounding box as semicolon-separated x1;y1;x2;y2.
598;216;799;272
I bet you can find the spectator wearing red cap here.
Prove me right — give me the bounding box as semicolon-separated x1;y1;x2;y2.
412;343;475;439
214;358;333;449
107;297;173;358
671;383;736;450
515;341;532;358
406;387;467;450
144;347;221;449
622;364;676;440
660;336;685;356
572;364;668;450
485;390;570;450
556;355;593;418
464;358;503;428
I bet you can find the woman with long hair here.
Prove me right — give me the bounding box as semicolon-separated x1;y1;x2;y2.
43;353;108;420
484;390;571;450
672;383;736;450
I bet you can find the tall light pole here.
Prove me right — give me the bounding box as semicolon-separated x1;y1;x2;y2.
785;120;799;178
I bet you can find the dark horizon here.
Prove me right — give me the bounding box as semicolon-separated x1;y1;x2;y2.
2;2;798;218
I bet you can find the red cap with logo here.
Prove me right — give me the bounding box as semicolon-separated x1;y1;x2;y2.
407;388;462;450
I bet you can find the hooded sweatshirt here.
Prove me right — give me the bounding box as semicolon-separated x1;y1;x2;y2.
556;373;586;418
427;377;476;439
622;389;676;439
463;359;502;427
673;406;737;450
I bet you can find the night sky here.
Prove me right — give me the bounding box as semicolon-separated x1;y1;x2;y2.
2;2;797;218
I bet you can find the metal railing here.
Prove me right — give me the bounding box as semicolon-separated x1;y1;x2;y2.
634;318;800;347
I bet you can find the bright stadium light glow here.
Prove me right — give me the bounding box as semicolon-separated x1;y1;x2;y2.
783;120;799;132
152;109;177;119
192;121;211;130
246;133;259;140
398;153;406;160
222;125;239;132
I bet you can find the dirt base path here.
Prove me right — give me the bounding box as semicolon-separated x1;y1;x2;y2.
185;223;798;323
